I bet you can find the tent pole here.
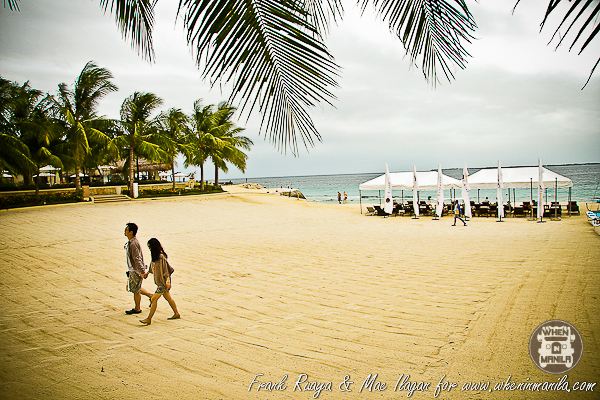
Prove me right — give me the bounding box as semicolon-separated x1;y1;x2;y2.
360;190;362;214
568;187;571;217
529;178;534;220
555;178;558;220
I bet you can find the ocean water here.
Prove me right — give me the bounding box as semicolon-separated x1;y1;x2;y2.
229;163;600;205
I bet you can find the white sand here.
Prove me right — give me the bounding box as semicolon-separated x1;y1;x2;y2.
0;188;598;399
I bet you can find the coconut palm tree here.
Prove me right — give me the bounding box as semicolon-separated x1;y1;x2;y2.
54;61;118;190
158;108;190;189
10;82;65;199
0;77;36;177
112;91;168;193
186;99;216;190
209;102;252;185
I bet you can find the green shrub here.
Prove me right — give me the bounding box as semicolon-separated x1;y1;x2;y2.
0;190;84;209
136;184;223;198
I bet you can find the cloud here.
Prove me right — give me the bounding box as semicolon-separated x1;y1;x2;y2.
1;0;598;180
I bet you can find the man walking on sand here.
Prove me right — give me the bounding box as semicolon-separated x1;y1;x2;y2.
124;223;153;314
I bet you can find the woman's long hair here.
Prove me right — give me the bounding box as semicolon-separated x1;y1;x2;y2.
147;238;167;262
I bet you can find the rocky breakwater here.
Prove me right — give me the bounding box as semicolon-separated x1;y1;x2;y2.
279;188;306;200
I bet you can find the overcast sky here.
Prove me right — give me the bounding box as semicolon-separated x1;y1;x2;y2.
1;1;598;179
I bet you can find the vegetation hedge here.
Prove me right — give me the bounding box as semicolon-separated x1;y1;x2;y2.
0;183;223;209
0;180;168;192
0;190;84;209
123;184;224;198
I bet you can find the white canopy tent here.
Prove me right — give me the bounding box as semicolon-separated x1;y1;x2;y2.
468;166;573;189
39;165;59;172
359;171;461;215
469;166;574;218
359;171;461;191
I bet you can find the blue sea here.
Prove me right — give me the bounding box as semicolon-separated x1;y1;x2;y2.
228;163;600;205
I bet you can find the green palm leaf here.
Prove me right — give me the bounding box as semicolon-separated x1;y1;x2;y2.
361;0;476;84
3;0;19;11
178;0;340;154
99;0;157;61
535;0;600;88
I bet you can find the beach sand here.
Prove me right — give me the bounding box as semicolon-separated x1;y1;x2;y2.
0;187;598;399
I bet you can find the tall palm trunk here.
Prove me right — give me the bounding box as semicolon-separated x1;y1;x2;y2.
171;156;176;190
74;166;81;190
34;168;40;202
214;162;219;185
128;147;134;194
200;163;204;190
74;145;81;191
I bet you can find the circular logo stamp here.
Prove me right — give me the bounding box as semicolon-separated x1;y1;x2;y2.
529;320;583;374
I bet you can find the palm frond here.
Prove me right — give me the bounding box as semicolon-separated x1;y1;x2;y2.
3;0;20;11
178;0;340;154
74;61;119;118
304;0;345;36
100;0;157;61
362;0;476;85
0;132;34;173
536;0;600;88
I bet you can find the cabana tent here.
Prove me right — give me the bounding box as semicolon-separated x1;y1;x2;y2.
468;166;574;217
468;166;573;189
359;171;461;214
359;171;461;191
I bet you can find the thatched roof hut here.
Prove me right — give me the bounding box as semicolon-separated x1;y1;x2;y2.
109;159;172;174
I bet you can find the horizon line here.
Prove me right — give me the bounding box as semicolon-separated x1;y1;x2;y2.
224;161;600;182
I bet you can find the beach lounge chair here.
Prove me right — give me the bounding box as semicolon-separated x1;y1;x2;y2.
513;206;525;217
523;201;531;217
365;206;376;216
373;205;389;217
566;201;580;215
477;204;490;217
586;210;600;224
549;202;562;220
393;203;405;216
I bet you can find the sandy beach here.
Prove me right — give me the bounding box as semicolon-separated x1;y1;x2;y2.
0;187;598;399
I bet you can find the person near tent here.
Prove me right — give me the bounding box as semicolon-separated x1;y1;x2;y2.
452;200;467;226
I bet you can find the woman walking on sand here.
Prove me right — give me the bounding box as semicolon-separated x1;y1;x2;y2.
140;238;180;325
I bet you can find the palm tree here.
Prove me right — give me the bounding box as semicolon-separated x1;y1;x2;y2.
11;82;65;199
158;108;190;190
186;99;216;190
112;91;168;193
54;61;118;191
209;102;253;185
0;77;36;177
